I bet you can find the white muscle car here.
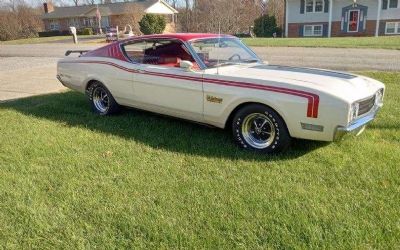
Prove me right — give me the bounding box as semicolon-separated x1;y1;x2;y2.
57;33;384;153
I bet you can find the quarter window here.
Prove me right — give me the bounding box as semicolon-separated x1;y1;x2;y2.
303;25;323;36
305;0;324;13
385;22;400;34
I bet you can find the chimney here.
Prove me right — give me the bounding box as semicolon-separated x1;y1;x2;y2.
43;2;54;14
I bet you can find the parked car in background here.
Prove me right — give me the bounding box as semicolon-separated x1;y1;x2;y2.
57;33;385;153
106;28;118;42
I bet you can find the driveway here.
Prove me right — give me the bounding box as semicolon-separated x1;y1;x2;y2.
0;43;399;101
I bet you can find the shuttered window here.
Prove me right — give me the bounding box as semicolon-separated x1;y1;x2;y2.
385;22;400;34
306;0;314;12
304;25;323;36
383;0;399;9
315;0;323;12
389;0;398;8
305;0;324;13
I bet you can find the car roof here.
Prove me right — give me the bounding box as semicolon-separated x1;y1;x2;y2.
122;33;236;42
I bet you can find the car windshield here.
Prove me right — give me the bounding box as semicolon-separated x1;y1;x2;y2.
190;37;260;68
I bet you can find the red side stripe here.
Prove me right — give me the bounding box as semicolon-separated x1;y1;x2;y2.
60;60;320;118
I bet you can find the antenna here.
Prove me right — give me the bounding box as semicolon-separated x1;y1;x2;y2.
217;21;221;75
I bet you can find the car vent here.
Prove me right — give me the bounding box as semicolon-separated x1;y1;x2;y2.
358;95;376;116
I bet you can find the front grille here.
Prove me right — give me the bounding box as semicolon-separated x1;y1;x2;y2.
358;95;376;116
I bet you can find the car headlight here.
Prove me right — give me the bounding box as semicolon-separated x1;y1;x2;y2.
349;102;359;123
375;89;384;106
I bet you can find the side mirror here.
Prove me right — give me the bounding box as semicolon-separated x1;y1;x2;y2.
180;60;194;71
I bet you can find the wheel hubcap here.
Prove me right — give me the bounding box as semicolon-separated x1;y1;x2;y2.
93;87;109;113
241;113;276;149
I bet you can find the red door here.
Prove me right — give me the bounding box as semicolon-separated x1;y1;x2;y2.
348;10;359;32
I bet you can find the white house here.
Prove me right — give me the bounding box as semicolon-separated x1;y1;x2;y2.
285;0;400;37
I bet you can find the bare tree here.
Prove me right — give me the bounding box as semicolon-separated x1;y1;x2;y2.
72;0;79;6
177;0;259;34
0;1;43;41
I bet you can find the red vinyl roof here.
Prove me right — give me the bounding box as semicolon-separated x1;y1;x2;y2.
124;33;235;42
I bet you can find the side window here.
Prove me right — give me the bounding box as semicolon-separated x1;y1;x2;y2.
122;41;148;63
121;39;197;68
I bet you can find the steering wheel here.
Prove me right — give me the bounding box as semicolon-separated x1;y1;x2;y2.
228;53;241;61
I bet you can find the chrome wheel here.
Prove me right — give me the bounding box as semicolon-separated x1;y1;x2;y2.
92;87;110;113
241;113;276;149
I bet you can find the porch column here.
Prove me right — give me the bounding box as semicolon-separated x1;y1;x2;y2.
285;0;289;37
328;0;333;37
375;0;382;36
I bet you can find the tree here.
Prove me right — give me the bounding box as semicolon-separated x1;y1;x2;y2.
139;14;166;35
253;14;280;37
0;2;43;41
72;0;79;6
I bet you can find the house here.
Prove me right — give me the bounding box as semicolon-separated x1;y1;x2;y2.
41;0;178;33
285;0;400;37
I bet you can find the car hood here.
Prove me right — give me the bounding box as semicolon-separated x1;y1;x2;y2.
216;64;384;102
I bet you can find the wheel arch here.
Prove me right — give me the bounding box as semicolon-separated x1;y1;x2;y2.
224;101;291;135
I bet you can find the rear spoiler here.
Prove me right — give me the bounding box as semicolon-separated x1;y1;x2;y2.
65;50;90;56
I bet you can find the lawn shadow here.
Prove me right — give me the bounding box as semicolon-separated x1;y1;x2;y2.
0;91;329;161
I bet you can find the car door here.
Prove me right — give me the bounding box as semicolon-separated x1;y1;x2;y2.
122;39;204;122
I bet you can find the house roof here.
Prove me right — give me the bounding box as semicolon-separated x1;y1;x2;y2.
42;0;177;20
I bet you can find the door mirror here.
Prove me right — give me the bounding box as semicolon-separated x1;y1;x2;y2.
180;60;194;71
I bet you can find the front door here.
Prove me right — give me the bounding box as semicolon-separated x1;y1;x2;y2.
121;38;204;122
348;10;360;32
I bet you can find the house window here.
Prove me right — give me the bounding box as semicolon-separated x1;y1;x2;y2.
83;18;92;27
389;0;398;8
304;25;323;36
305;0;324;13
385;22;400;34
49;20;59;30
315;0;323;12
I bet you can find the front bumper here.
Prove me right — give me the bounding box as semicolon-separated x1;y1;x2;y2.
334;105;382;141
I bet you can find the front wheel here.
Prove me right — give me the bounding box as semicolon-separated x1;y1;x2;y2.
88;81;120;115
232;104;291;153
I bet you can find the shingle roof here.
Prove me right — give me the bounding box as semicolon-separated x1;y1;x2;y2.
42;0;166;19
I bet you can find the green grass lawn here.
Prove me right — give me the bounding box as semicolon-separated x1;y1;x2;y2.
243;36;400;50
0;36;72;45
0;72;399;248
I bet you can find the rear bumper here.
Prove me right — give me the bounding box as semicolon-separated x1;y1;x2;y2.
334;105;382;141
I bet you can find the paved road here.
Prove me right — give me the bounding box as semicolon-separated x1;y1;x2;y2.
0;43;399;101
1;44;399;71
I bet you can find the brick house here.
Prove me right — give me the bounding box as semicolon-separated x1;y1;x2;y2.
285;0;400;37
41;0;178;33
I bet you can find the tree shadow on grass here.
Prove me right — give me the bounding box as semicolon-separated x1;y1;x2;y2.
0;91;329;162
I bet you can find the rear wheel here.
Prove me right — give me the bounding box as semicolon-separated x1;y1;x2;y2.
232;104;291;153
88;81;119;115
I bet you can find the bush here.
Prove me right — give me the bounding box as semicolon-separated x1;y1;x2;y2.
234;33;253;38
78;28;93;35
139;14;166;35
253;15;279;38
0;6;43;41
